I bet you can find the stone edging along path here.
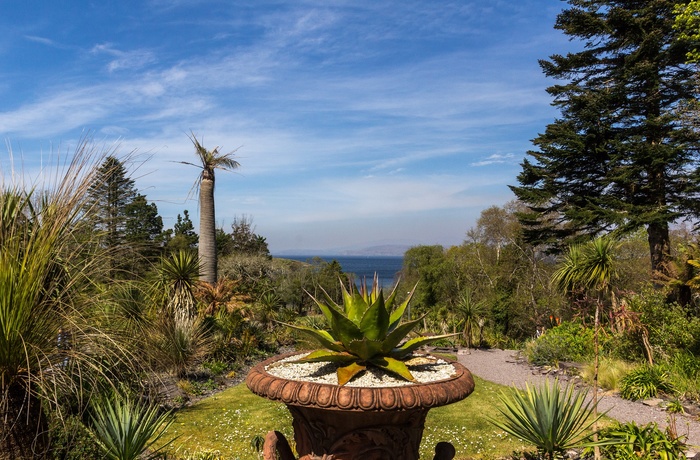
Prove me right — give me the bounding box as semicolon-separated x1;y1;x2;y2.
454;347;700;452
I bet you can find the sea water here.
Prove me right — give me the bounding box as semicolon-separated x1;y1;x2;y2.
281;255;404;289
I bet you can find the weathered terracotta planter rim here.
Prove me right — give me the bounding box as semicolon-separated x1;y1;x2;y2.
246;351;475;412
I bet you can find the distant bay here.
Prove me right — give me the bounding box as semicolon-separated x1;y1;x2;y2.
279;255;404;289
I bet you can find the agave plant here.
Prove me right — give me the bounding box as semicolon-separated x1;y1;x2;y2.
287;276;456;385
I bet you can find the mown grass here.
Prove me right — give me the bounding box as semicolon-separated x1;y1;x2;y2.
157;375;530;459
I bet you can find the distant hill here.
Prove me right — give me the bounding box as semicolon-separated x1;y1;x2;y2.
274;244;410;257
339;245;410;256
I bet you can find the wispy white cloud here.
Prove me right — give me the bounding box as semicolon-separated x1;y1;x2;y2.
24;35;68;49
471;153;516;167
90;43;157;72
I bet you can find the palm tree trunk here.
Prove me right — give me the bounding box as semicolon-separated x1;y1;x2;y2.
199;176;217;284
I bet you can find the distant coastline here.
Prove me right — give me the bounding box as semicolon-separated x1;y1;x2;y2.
273;244;410;258
278;254;404;289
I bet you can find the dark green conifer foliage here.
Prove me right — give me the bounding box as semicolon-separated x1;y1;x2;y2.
87;156;164;277
164;210;199;253
510;0;700;279
88;156;137;250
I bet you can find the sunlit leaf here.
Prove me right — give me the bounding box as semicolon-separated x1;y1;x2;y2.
360;293;389;340
337;362;367;386
391;333;460;359
281;323;345;352
370;356;415;382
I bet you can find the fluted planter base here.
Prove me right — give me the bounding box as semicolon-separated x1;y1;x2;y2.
246;352;475;460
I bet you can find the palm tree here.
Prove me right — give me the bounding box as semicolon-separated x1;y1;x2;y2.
180;133;240;284
552;236;618;460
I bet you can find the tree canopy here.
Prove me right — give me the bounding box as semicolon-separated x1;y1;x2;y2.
674;0;700;63
87;156;164;276
510;0;700;280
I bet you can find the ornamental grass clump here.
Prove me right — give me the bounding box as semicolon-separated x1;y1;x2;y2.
286;276;455;385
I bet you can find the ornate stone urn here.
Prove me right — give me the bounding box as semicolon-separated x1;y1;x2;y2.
246;351;475;460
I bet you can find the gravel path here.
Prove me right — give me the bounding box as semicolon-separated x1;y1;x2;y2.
457;348;700;453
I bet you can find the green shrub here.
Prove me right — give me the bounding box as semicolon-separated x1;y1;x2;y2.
588;421;686;460
202;360;228;376
48;415;103;460
525;322;593;366
613;289;700;362
663;351;700;401
669;350;700;379
619;365;676;401
489;379;603;459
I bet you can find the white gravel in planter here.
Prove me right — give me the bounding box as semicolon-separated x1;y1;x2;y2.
265;353;457;387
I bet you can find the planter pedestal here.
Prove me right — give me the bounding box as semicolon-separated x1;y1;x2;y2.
246;353;475;460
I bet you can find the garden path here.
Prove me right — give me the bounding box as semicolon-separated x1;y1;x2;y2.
457;348;700;453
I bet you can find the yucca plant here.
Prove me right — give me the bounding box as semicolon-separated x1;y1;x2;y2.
89;392;174;460
154;249;201;320
489;379;603;459
286;276;456;385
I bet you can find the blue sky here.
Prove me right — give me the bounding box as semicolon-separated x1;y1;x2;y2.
0;1;575;253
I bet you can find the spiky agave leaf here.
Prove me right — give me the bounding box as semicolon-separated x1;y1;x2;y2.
290;276;457;385
307;289;341;325
345;338;384;361
391;333;460;360
359;292;389;340
381;317;426;354
307;291;365;347
296;349;357;363
388;283;416;331
281;323;345;352
337;362;367;386
338;281;369;324
369;356;415;382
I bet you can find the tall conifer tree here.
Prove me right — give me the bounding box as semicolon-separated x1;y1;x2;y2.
510;0;700;280
88;156;137;250
87;156;164;277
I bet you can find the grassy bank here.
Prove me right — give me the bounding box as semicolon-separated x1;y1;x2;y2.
157;375;529;459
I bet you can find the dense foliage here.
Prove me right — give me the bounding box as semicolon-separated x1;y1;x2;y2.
7;2;700;457
510;0;700;281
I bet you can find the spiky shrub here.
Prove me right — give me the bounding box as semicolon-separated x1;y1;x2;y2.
149;314;212;378
287;276;455;385
489;379;603;460
89;392;174;460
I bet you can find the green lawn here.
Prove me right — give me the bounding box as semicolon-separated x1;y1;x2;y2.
158;375;530;459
